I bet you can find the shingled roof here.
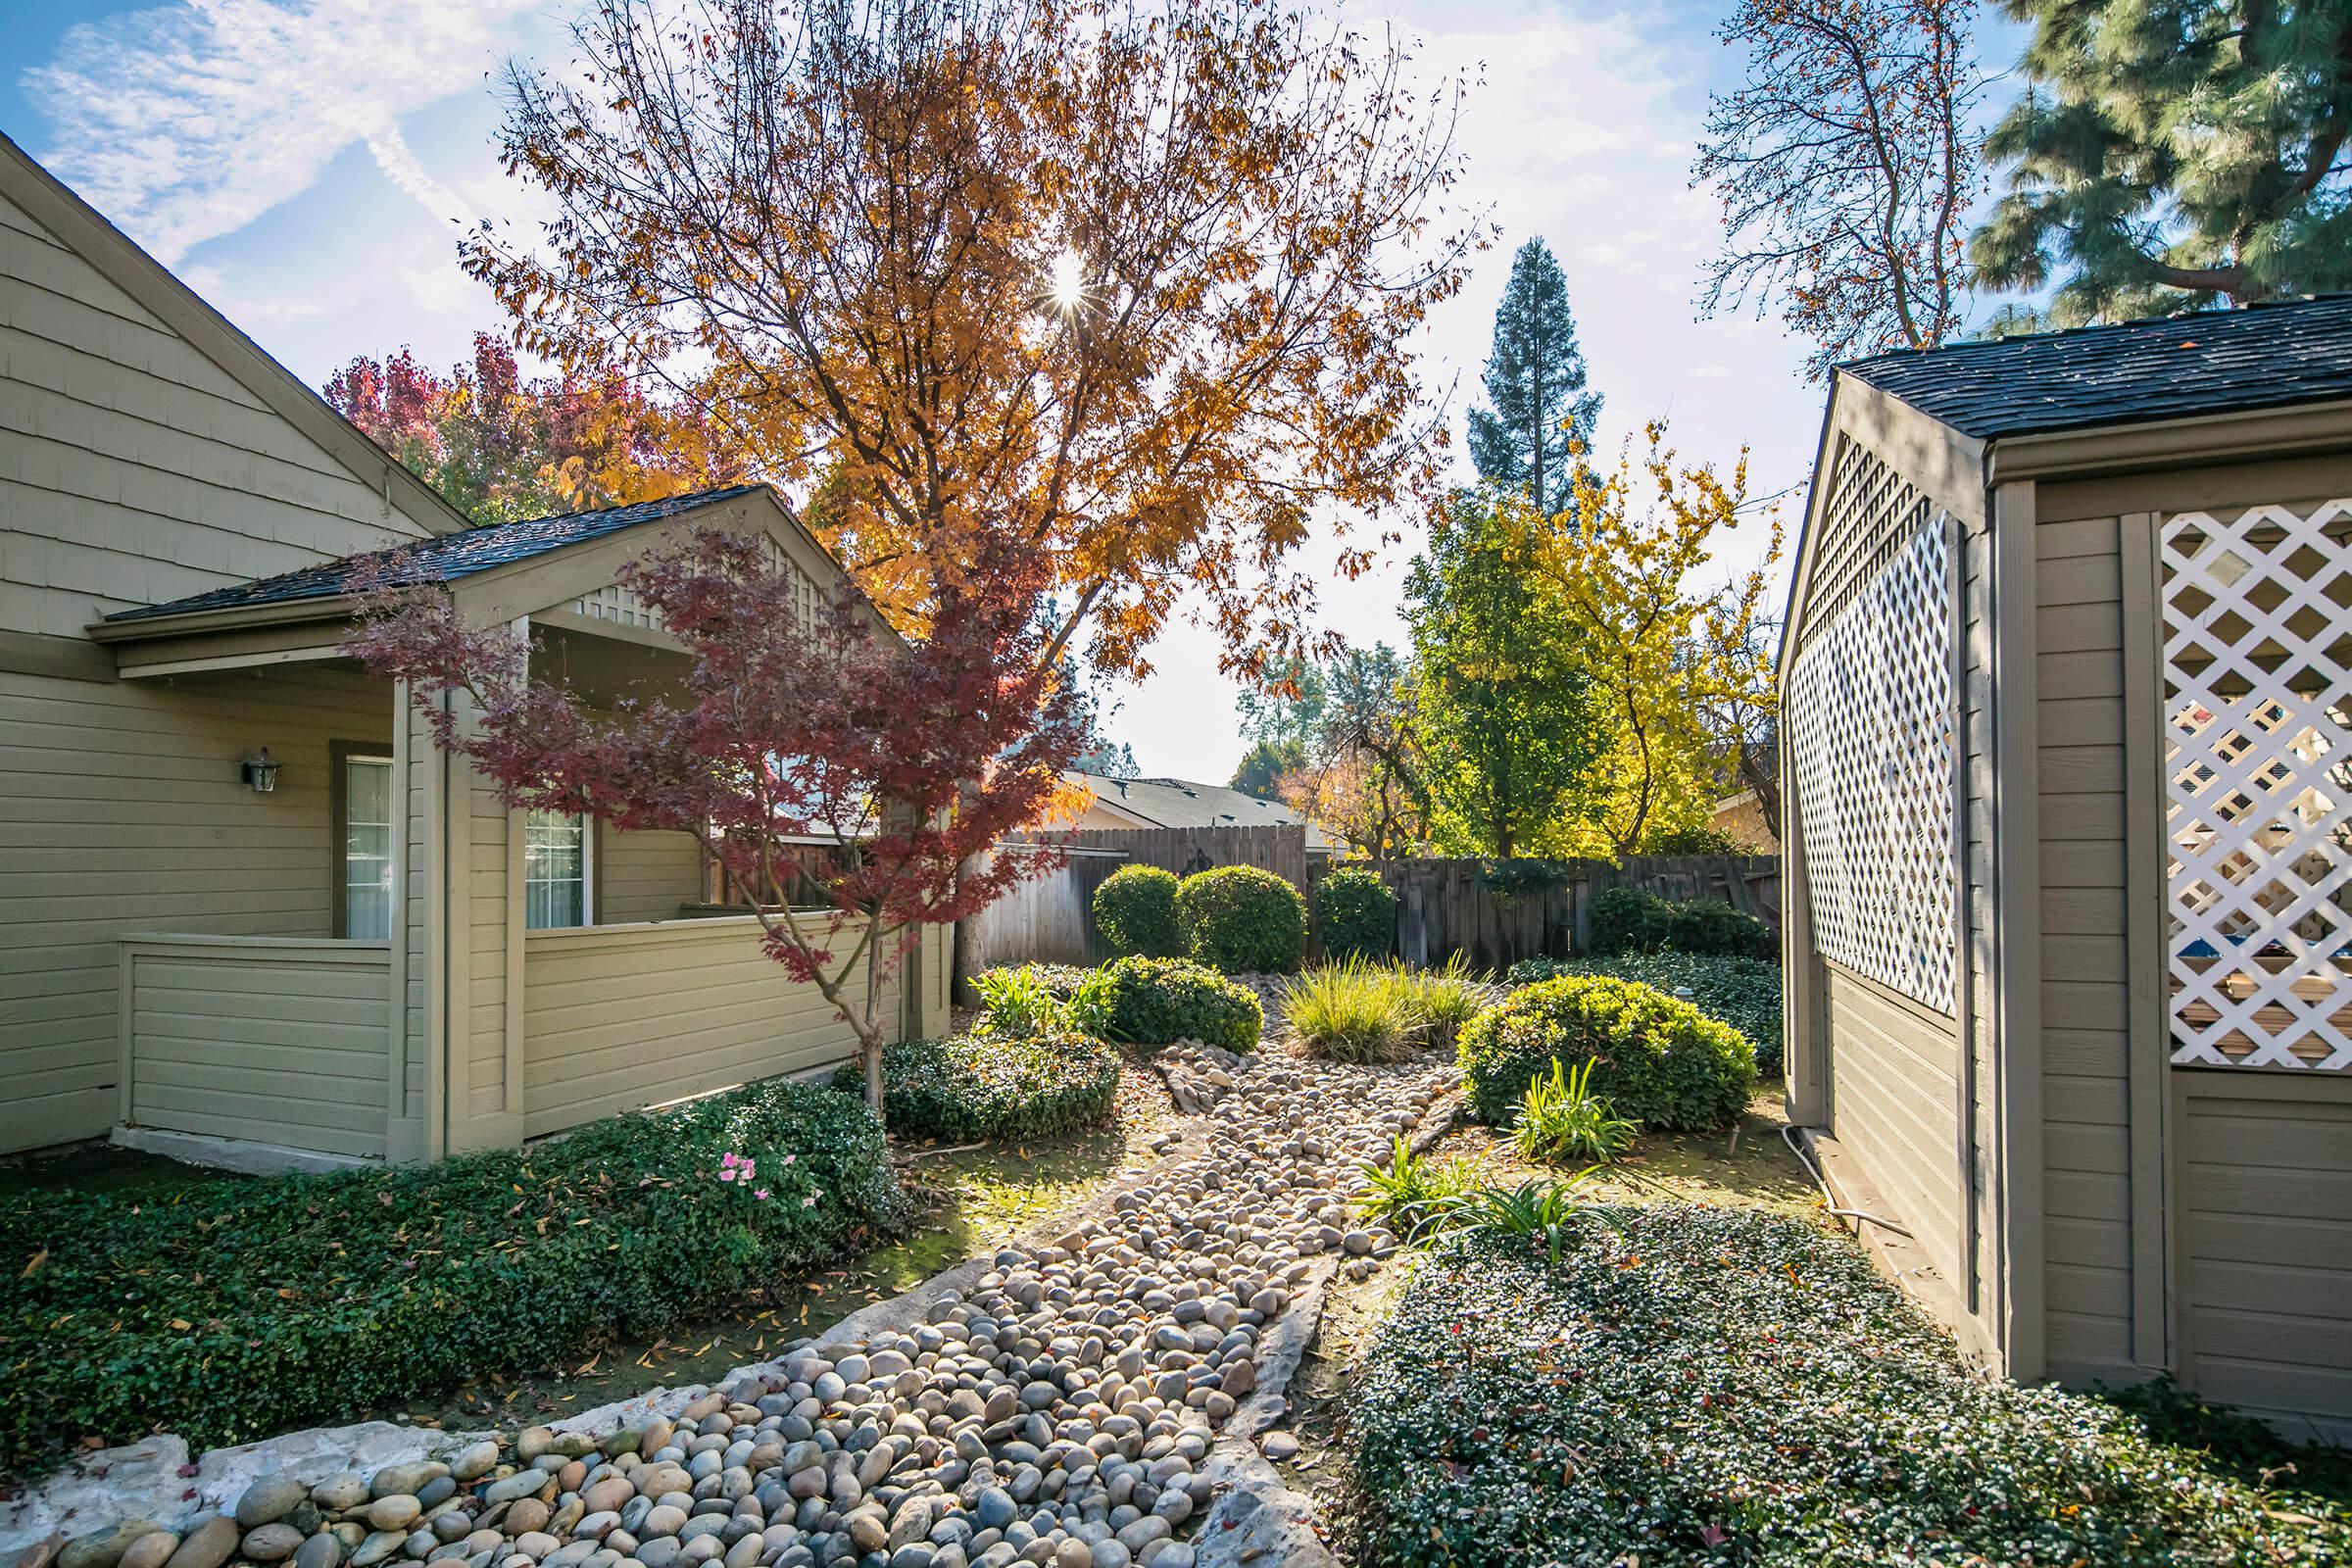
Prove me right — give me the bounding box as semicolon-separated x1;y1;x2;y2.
105;485;768;623
1839;295;2352;441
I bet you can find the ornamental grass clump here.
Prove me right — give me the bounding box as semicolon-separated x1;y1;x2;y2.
1286;957;1427;1061
1396;952;1489;1048
0;1076;907;1479
1340;1204;2352;1567
1457;974;1756;1130
1175;863;1306;972
1093;955;1263;1052
854;1028;1120;1143
1509;951;1784;1077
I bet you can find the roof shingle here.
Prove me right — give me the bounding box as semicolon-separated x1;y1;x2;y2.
1839;295;2352;441
105;485;769;623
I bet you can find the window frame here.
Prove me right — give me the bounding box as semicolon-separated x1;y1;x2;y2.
524;808;596;931
329;740;397;941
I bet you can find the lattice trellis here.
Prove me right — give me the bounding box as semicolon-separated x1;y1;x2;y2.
2162;499;2352;1069
1787;514;1958;1013
571;542;820;632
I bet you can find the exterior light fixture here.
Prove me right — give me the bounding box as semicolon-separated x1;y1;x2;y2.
240;749;281;793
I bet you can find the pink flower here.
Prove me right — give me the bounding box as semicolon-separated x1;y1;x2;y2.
781;1152;796;1166
754;1188;770;1200
801;1195;817;1208
717;1167;737;1183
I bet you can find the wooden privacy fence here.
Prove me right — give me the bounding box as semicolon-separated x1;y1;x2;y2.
1382;855;1781;973
958;826;1779;986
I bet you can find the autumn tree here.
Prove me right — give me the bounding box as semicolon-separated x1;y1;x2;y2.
1276;643;1430;859
1404;488;1602;858
1972;0;2352;321
1530;425;1783;857
1467;238;1599;515
346;527;1086;1117
466;0;1479;680
1694;0;1982;376
325;334;740;524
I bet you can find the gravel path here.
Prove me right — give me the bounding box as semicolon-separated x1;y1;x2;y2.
89;1049;1454;1568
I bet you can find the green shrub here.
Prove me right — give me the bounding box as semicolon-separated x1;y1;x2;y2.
1094;955;1262;1053
1456;975;1756;1129
1092;864;1183;957
1509;951;1784;1077
1312;865;1396;960
1175;863;1306;972
1586;886;1773;957
851;1028;1120;1142
0;1077;908;1479
1285;957;1426;1062
1511;1057;1638;1164
1341;1206;2352;1568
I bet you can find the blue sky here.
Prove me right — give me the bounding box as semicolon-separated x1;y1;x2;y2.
2;0;2025;783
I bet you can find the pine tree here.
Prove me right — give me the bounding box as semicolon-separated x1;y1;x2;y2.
1467;239;1601;516
1972;1;2352;323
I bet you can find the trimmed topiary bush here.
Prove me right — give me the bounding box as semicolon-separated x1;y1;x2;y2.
1095;955;1263;1052
1312;865;1396;960
0;1076;908;1478
1176;863;1306;972
854;1028;1120;1143
1508;952;1784;1077
1341;1207;2352;1568
1586;886;1773;957
1091;864;1183;957
1456;974;1756;1129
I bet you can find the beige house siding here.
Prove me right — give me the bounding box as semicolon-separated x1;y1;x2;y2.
599;824;703;923
0;662;389;1152
0;192;427;640
521;916;891;1138
1825;965;1965;1291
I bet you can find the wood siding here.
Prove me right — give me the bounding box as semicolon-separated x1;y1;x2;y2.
0;663;389;1152
521;917;896;1138
598;824;702;924
0;190;426;639
2176;1073;2352;1444
1825;962;1965;1291
120;936;391;1158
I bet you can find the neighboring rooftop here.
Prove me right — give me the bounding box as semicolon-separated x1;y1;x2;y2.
1840;295;2352;441
1069;770;1340;851
104;485;769;622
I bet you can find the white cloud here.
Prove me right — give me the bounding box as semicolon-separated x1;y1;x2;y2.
23;0;539;264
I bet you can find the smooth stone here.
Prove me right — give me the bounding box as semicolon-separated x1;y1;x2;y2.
516;1430;557;1464
236;1479;311;1531
163;1520;239;1568
315;1476;372;1512
241;1526;306;1564
348;1534;410;1568
450;1444;501;1483
368;1498;423;1534
120;1536;179;1568
295;1536;346;1568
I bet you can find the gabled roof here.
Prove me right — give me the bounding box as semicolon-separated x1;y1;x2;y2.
0;132;467;537
103;486;769;623
1840;295;2352;440
1071;770;1340;851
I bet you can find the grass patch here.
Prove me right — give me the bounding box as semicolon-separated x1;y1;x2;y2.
0;1076;908;1479
1342;1206;2351;1567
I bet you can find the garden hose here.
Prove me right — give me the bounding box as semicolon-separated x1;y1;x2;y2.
1781;1123;1917;1238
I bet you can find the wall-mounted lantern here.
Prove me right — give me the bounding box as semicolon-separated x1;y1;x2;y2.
240;749;281;794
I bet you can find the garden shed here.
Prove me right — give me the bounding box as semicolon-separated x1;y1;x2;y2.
1779;297;2352;1442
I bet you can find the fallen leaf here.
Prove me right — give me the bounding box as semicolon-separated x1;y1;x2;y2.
21;1249;46;1278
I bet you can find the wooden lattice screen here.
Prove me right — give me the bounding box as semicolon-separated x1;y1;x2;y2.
2162;498;2352;1069
1787;512;1958;1014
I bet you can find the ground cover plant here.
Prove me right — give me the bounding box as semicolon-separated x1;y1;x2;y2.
1175;863;1306;972
1342;1205;2352;1567
1459;974;1757;1129
1311;864;1396;959
1511;951;1784;1077
0;1077;907;1477
1090;864;1183;958
1286;957;1427;1062
855;1028;1121;1143
1093;955;1262;1053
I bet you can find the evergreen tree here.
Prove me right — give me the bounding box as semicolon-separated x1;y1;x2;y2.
1467;239;1601;516
1230;739;1304;798
1973;1;2352;323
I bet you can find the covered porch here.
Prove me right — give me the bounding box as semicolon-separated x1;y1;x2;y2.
91;488;949;1168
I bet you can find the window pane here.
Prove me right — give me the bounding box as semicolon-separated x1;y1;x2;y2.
344;758;394;940
526;811;587;929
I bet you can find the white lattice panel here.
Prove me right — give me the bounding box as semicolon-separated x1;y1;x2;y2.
573;582;662;629
2163;499;2352;1069
1787;514;1958;1013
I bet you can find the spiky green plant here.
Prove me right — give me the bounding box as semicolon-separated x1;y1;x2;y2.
1355;1136;1484;1241
1396;953;1488;1047
1511;1057;1639;1165
1286;956;1429;1061
1423;1173;1606;1266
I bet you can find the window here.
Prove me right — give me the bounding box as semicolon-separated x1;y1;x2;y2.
341;754;395;940
526;810;592;929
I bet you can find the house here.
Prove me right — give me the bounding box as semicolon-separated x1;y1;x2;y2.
1706;789;1778;853
0;135;949;1168
1779;296;2352;1442
1064;769;1344;858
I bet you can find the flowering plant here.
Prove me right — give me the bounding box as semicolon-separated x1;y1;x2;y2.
713;1149;823;1211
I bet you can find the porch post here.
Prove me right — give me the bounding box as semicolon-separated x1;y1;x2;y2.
439;623;528;1153
385;677;427;1163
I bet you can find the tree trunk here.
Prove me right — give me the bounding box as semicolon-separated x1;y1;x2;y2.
860;916;885;1115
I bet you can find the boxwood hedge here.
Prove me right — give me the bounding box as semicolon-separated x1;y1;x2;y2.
1342;1206;2351;1568
853;1028;1121;1142
1094;956;1262;1053
1457;974;1757;1129
1091;864;1184;958
1508;952;1784;1077
1311;865;1396;960
1175;863;1305;973
0;1077;908;1479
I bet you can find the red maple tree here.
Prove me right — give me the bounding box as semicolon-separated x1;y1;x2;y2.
346;525;1086;1115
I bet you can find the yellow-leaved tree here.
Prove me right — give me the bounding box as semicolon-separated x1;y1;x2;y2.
1530;422;1782;856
